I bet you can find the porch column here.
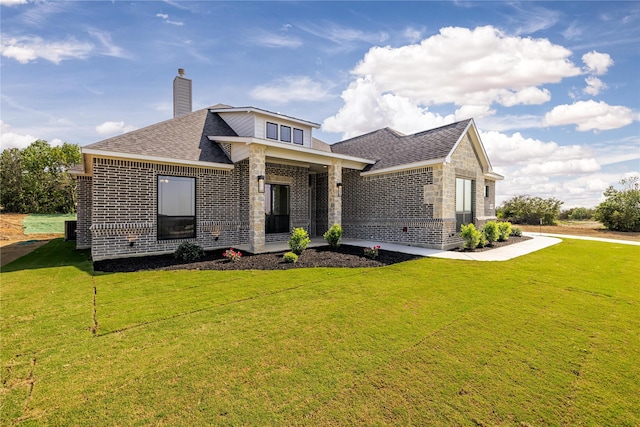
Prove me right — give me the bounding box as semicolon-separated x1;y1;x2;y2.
248;144;266;253
327;159;342;227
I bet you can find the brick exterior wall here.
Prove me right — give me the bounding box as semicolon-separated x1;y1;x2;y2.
340;134;489;250
76;176;93;249
89;157;249;261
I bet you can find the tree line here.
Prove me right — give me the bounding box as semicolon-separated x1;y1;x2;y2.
1;140;81;214
497;176;640;232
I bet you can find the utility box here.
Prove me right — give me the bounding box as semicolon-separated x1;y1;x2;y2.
64;220;77;241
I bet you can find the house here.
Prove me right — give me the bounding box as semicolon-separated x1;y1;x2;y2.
72;70;503;261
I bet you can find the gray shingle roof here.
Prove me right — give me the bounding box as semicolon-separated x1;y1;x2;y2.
84;107;235;164
330;120;472;171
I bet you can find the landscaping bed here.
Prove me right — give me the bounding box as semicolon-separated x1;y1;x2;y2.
94;244;421;272
449;235;531;252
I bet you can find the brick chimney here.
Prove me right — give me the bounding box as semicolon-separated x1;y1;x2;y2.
173;68;192;117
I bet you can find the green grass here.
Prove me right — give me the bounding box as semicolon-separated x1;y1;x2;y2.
21;214;76;234
1;239;639;426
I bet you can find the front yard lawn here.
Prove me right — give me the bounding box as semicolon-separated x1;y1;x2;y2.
1;239;638;425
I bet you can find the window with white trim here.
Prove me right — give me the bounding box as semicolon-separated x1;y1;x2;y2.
266;122;278;140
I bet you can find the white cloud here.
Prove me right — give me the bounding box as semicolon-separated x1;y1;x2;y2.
324;26;585;138
480;130;595;166
323;77;454;139
251;32;302;48
95;121;136;136
0;0;28;5
543;100;635;131
582;51;613;75
299;22;389;52
518;159;600;176
0;32;125;64
0;35;94;64
403;26;425;43
251;76;332;104
0;120;37;150
352;26;580;107
583;76;606;96
156;13;183;26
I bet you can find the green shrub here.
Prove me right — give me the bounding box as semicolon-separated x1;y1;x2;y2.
511;227;523;237
288;227;311;255
283;252;298;263
477;232;487;248
498;222;512;242
482;221;499;245
323;223;343;249
594;177;640;232
174;242;204;262
460;223;482;249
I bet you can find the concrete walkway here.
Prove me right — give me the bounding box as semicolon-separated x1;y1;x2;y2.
246;232;637;263
342;235;562;262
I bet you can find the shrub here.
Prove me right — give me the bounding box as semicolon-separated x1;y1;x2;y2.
283;252;298;263
511;227;523;237
288;227;311;255
498;222;512;242
477;232;487;248
363;245;380;259
174;242;204;262
323;223;343;249
460;223;482;250
222;248;242;262
482;221;499;245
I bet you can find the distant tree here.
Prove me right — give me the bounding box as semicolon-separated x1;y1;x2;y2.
497;195;563;225
560;207;595;221
0;140;81;214
594;177;640;232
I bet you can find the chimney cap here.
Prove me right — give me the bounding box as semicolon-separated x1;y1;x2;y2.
178;68;185;77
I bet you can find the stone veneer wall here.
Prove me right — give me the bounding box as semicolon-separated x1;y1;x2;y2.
89;157;249;261
483;180;496;218
264;163;309;243
76;175;93;249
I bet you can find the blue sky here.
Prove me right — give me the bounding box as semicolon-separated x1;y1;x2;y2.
1;0;638;208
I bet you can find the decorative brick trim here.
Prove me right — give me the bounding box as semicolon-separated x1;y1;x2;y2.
94;157;232;175
362;167;433;182
90;222;153;236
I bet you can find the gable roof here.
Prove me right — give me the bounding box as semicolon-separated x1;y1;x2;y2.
210;105;320;128
83;107;235;165
330;119;474;172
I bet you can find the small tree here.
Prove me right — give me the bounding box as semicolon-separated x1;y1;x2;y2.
288;227;311;255
323;223;343;249
594;177;640;232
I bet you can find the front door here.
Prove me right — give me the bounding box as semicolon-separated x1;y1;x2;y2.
265;183;290;233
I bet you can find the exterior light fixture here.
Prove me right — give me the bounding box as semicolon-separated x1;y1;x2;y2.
336;182;343;197
257;175;265;193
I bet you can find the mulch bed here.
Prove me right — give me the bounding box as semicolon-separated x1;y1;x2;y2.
93;237;533;273
93;245;422;273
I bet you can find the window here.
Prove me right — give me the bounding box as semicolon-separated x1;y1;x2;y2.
293;128;303;145
280;125;291;142
485;185;490;198
157;175;196;240
455;178;474;232
265;184;290;233
266;122;278;140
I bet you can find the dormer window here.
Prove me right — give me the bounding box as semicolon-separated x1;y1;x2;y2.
280;125;291;142
266;122;278;140
293;128;303;145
